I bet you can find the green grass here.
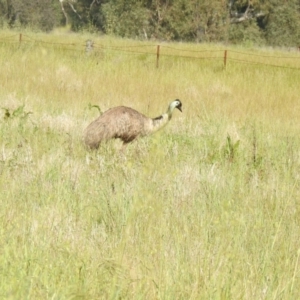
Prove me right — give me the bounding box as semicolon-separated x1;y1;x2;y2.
0;30;300;299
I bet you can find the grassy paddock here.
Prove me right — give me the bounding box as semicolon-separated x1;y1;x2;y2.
0;30;300;299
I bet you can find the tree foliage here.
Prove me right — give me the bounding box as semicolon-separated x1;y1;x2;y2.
0;0;60;31
263;0;300;46
102;0;150;38
0;0;299;47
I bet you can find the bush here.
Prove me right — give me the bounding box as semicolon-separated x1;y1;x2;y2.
229;21;264;46
2;0;60;32
264;4;300;47
102;1;150;39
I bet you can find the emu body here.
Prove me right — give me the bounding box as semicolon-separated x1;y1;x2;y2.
84;99;182;150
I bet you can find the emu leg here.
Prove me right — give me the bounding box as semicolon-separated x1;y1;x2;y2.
121;142;128;153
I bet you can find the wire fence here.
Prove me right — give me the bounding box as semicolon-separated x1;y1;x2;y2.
0;33;299;70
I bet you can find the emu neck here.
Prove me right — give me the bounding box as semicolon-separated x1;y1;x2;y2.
151;105;175;132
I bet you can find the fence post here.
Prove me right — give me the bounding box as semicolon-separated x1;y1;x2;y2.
19;33;22;44
86;39;94;55
224;50;227;69
156;45;160;68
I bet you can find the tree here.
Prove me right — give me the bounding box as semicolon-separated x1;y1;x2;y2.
101;0;150;38
227;0;266;45
263;0;300;47
1;0;60;31
229;0;267;24
59;0;86;29
150;0;228;42
0;0;299;47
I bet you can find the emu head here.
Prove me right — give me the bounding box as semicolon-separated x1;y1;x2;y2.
173;99;182;112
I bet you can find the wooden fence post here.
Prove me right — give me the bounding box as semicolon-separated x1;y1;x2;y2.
156;45;160;68
224;50;227;69
19;33;22;44
86;39;94;54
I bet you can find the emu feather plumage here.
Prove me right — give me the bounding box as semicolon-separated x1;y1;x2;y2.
84;99;182;150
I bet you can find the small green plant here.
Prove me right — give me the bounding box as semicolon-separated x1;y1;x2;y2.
251;128;263;169
223;134;240;162
87;103;102;115
1;105;32;121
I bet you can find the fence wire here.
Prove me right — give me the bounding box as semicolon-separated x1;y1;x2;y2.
0;33;299;70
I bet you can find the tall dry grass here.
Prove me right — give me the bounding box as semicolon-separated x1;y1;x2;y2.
0;30;300;299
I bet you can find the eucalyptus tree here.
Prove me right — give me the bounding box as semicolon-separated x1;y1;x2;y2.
0;0;299;47
263;0;300;46
0;0;59;31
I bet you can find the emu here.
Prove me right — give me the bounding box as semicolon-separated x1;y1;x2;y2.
84;99;182;150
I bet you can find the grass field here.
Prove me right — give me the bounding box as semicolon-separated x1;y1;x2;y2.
0;30;300;299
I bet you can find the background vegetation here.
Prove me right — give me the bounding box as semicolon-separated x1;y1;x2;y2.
0;0;300;46
0;29;300;299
